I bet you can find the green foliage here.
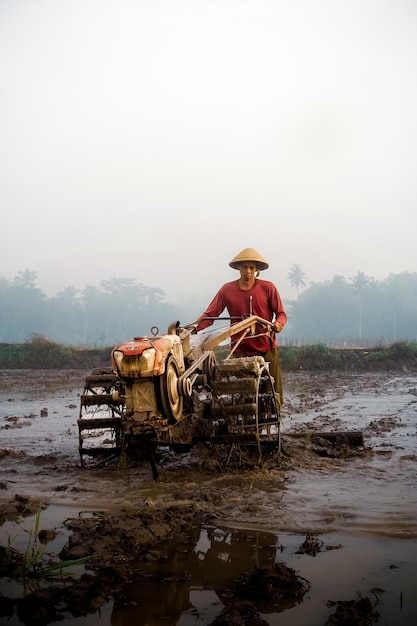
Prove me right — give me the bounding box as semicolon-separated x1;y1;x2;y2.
280;344;341;370
301;343;341;368
279;346;299;367
390;341;417;359
1;340;416;371
280;343;417;371
12;505;45;580
303;430;313;448
360;342;417;367
2;501;90;586
0;335;73;369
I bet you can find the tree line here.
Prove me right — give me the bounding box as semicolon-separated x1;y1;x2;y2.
288;270;417;345
0;268;416;346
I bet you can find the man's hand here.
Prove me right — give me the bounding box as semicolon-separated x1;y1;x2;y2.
273;321;283;333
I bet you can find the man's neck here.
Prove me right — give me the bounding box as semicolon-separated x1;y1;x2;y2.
238;277;256;291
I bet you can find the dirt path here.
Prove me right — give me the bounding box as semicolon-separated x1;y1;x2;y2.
0;370;416;625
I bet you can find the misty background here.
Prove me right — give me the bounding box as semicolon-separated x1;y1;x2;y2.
1;268;416;346
1;0;416;344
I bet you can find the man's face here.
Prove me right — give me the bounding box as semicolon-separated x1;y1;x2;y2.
239;262;257;284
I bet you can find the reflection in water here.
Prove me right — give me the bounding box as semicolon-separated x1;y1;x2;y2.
110;526;281;625
109;526;417;626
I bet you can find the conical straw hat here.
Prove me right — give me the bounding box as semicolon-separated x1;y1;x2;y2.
229;248;269;271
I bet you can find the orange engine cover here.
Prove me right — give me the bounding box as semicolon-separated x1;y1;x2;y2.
111;334;183;378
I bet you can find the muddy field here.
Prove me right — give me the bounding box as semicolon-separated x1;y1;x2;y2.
0;369;416;625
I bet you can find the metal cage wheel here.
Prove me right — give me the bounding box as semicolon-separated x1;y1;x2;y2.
256;367;281;447
159;354;183;422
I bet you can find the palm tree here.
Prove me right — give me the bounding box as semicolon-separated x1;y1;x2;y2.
14;269;38;289
349;271;373;341
287;264;307;297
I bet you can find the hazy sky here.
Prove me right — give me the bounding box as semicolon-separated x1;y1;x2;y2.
1;0;416;305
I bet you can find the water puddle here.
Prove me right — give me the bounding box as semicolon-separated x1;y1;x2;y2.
2;510;416;625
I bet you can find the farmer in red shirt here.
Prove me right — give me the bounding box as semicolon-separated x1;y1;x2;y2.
193;248;287;403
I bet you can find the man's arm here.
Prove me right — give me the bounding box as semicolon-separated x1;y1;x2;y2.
193;287;226;331
272;286;287;332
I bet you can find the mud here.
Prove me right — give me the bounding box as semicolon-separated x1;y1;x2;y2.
0;369;416;625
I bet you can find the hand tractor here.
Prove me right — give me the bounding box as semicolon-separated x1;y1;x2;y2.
78;315;281;477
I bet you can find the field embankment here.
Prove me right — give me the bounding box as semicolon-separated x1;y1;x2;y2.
1;336;417;371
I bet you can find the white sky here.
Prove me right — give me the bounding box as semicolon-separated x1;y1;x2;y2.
1;0;416;305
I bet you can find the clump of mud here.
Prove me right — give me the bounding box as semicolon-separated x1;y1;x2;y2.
13;567;128;626
61;501;202;563
296;534;325;556
233;562;310;611
325;596;380;625
210;600;268;625
209;562;310;626
1;502;203;626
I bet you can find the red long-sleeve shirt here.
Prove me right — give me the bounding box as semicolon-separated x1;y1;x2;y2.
196;279;287;356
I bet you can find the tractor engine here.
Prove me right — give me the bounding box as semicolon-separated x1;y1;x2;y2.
111;330;186;423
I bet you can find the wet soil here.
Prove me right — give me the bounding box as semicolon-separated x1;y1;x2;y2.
0;369;416;625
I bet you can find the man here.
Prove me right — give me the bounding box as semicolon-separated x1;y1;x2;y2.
193;247;287;403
